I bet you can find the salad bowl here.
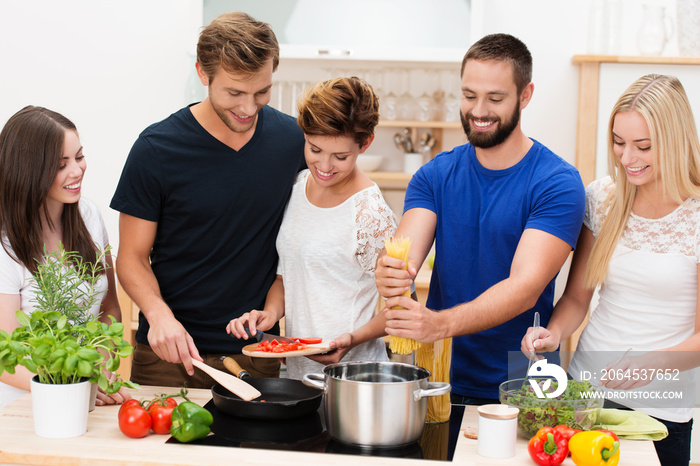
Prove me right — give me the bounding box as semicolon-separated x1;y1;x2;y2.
499;377;603;438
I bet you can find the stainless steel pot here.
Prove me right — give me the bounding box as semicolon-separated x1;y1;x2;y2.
302;361;451;447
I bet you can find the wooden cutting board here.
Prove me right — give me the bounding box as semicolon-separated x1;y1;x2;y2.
242;339;333;358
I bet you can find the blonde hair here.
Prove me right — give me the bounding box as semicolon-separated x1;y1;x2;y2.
585;74;700;287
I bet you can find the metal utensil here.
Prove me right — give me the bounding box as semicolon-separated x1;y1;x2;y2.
243;328;296;344
521;312;540;389
402;128;415;153
394;133;408;152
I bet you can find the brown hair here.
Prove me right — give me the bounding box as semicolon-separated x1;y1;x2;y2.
585;74;700;287
0;106;100;274
296;76;379;146
197;11;279;80
461;33;532;94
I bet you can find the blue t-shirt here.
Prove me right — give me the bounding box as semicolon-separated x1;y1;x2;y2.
404;140;585;399
110;105;305;353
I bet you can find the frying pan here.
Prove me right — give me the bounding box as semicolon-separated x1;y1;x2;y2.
210;357;323;420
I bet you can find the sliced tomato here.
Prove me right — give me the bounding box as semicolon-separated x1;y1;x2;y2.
297;337;322;344
255;339;308;353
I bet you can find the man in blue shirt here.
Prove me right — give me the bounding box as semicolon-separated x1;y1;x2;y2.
375;33;585;403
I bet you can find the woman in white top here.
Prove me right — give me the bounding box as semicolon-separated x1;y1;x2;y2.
227;77;397;379
522;75;700;466
0;106;129;408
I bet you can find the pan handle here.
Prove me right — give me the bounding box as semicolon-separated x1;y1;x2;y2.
413;382;451;401
223;357;249;379
302;373;326;391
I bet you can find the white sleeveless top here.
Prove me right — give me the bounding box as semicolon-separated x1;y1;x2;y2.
569;177;699;422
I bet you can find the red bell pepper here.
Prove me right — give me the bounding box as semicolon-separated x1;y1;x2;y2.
553;424;581;443
528;426;569;466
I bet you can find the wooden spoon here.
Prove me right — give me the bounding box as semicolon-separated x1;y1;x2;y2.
191;359;261;401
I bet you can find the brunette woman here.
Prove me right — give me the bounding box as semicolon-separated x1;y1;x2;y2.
0;106;130;408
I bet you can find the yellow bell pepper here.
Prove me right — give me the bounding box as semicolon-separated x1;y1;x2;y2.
569;431;620;466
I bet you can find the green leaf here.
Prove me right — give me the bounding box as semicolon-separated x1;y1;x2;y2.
15;310;30;327
106;357;119;372
77;348;100;361
34;344;51;359
9;341;25;354
57;314;67;330
21;359;36;373
49;358;65;373
98;373;109;391
49;349;67;360
63;354;78;373
76;360;93;378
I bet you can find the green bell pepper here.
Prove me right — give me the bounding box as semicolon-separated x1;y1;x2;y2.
169;401;213;443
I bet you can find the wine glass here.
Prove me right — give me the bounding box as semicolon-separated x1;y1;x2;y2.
441;70;460;123
416;69;439;122
381;68;398;121
396;69;416;121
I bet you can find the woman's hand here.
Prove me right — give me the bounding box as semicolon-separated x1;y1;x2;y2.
307;333;353;365
520;326;560;355
95;371;132;406
226;309;277;340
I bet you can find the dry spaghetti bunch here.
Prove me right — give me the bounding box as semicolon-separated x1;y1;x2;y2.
383;236;421;355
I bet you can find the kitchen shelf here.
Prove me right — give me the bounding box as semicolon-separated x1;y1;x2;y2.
378;120;461;129
367;171;412;190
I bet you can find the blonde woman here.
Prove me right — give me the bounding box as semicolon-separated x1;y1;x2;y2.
227;77;397;380
523;74;700;466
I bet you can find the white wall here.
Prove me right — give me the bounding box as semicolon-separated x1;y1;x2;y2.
0;0;202;250
1;0;688;249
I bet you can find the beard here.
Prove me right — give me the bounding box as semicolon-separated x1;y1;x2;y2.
461;101;520;149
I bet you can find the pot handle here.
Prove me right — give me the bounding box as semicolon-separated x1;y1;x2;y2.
414;382;451;401
302;373;326;391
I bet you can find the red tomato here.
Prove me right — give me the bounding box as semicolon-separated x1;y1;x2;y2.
147;397;177;435
118;403;152;438
255;339;308;353
297;337;322;344
118;398;141;416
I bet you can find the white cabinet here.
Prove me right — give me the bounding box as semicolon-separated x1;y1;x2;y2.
204;0;471;62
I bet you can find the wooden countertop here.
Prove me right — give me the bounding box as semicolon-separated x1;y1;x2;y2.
0;385;659;465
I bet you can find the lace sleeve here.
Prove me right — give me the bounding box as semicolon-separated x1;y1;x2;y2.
584;177;614;237
354;188;398;272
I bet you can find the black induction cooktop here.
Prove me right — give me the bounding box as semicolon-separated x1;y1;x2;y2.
167;399;464;462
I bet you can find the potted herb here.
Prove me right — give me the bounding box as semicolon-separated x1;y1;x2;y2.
0;245;136;438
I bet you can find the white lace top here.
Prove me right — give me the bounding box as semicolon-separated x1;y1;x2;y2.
276;170;397;380
569;176;699;422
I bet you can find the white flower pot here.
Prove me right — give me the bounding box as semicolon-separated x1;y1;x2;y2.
89;382;98;412
30;376;91;438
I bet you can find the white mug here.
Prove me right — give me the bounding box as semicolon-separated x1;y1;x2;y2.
404;153;423;174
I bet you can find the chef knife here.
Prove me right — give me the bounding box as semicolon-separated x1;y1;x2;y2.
243;327;296;344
